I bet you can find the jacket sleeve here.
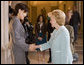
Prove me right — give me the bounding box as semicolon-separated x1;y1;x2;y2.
40;32;52;51
43;23;47;38
77;12;81;24
13;21;29;52
40;41;51;51
35;23;38;38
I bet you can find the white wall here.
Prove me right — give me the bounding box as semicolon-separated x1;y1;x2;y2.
1;1;9;53
1;1;12;64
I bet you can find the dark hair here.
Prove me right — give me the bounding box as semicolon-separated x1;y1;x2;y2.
9;6;14;14
14;3;28;16
37;15;45;23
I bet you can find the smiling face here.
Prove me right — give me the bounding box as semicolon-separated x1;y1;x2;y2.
48;12;56;28
50;16;57;28
67;10;73;17
39;16;43;22
18;9;28;20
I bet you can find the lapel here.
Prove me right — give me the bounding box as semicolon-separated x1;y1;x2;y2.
17;19;25;34
20;24;25;33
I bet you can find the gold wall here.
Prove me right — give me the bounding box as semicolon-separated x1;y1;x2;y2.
81;1;83;33
28;1;75;22
27;1;83;33
11;1;83;33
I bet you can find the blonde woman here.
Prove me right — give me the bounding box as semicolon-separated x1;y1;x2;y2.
35;9;73;64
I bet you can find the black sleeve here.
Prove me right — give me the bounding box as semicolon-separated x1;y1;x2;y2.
77;12;81;24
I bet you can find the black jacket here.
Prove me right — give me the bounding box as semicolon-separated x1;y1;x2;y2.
69;11;81;26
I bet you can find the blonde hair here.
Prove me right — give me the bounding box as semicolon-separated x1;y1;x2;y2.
48;9;66;26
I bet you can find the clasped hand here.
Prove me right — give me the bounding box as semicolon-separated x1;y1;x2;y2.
29;44;41;51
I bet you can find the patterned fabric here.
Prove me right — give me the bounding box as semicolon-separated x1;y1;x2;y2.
40;26;73;64
65;25;74;54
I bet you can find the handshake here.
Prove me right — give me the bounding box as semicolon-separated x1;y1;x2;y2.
29;44;41;51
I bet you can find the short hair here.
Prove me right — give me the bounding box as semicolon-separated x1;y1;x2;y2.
14;3;28;16
67;9;72;13
48;9;66;26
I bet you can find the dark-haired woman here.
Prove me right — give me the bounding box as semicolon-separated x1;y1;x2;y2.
35;15;47;63
11;3;30;64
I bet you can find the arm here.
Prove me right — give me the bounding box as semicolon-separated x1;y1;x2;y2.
40;41;51;51
40;32;53;51
41;23;47;39
77;12;81;24
35;23;38;38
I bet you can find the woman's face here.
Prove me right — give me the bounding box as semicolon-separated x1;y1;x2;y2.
50;16;57;28
67;10;73;16
18;9;27;20
39;16;43;22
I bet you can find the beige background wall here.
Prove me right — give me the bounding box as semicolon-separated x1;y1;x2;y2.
10;1;83;33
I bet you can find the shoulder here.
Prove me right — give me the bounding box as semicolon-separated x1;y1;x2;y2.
12;17;21;29
60;26;70;37
65;25;73;30
12;17;19;24
61;26;69;33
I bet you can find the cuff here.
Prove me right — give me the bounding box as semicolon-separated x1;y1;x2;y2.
40;45;43;51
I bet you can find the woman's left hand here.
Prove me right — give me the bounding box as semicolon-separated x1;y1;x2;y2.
38;37;43;41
